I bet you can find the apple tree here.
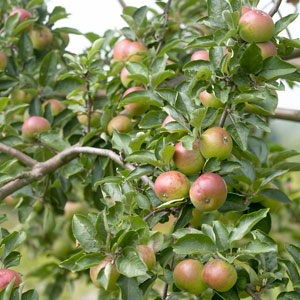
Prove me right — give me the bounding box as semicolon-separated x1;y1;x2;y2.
0;0;300;299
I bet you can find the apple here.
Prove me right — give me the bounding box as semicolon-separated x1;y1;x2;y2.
90;256;120;290
107;115;132;135
42;99;65;116
173;140;205;175
200;127;232;160
4;196;18;206
120;67;133;87
154;171;190;202
122;87;150;116
0;269;22;291
77;112;102;128
22;116;50;141
173;259;207;295
239;10;275;43
189;173;227;212
126;41;148;62
200;91;224;108
10;88;33;105
241;6;251;15
0;51;7;71
257;41;277;59
137;245;156;270
161;115;175;128
113;38;132;61
9;8;32;31
51;236;74;259
30;26;53;51
202;259;237;292
191;50;209;61
64;201;88;220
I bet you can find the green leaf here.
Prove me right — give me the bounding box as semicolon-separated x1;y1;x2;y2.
120;90;163;107
72;215;99;253
229;209;269;243
0;98;9;111
158;39;182;57
159;144;174;165
275;13;299;35
207;0;230;23
40;131;70;151
151;70;175;89
127;166;153;182
139;111;167;128
117;276;143;300
213;221;229;250
87;38;104;63
0;231;26;260
39;51;58;86
242;240;277;254
4;13;19;36
126;62;149;85
125;150;160;167
286;244;300;269
18;32;33;61
190;108;206;130
134;193;151;210
227;122;249;151
260;189;292;203
74;253;105;271
277;291;300;300
260;170;288;187
173;233;216;254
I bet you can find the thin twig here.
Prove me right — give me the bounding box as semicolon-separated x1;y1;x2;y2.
143;208;169;221
86;81;92;134
219;104;229;128
269;0;283;17
41;175;50;200
277;8;292;39
246;287;261;300
118;0;126;9
162;257;174;300
227;108;236;124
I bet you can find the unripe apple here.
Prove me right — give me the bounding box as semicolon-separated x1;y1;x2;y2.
189;173;227;212
9;8;32;31
239;10;275;43
4;196;18;206
107;115;132;135
173;259;207;295
60;32;69;47
257;41;277;59
241;6;251;15
123;87;150;116
0;51;7;71
113;38;132;61
0;269;22;292
137;245;156;270
202;259;237;292
22;116;50;141
77;112;102;128
64;201;88;220
42;99;65;116
10;88;33;105
200;91;224;109
120;67;133;87
200;127;232;160
173;140;205;175
30;26;53;51
191;50;209;61
90;256;120;290
126;41;148;62
154;171;190;202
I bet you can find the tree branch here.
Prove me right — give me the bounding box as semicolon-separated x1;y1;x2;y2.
269;0;283;17
143;208;169;221
117;0;126;9
0;146;154;200
162;257;174;300
219;104;229;127
0;143;37;167
246;287;261;300
271;107;300;122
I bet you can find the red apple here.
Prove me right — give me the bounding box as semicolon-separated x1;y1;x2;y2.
239;10;275;42
154;171;190;202
137;245;156;270
122;87;149;116
257;41;277;59
22;116;50;141
10;88;33;105
191;50;210;61
173;140;205;175
241;6;251;15
9;9;32;31
173;259;207;295
107;115;132;135
42;99;65;116
202;259;237;292
4;196;18;206
0;269;22;292
0;51;7;71
30;26;53;51
189;173;227;212
126;41;148;62
200;91;224;108
200;127;232;160
120;67;133;87
113;38;132;61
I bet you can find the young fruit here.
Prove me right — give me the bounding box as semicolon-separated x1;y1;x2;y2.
90;257;120;290
173;140;205;175
4;196;18;206
120;67;133;87
10;88;33;105
189;173;227;212
107;115;132;135
239;10;275;42
173;259;207;295
126;41;148;62
123;87;150;116
77;112;102;128
9;9;32;31
200;91;224;108
0;269;22;292
200;127;232;160
257;41;277;59
42;99;65;116
22;116;50;141
154;171;190;202
137;245;156;270
0;51;7;71
113;38;132;61
64;201;88;220
191;50;209;61
202;259;237;292
30;26;53;50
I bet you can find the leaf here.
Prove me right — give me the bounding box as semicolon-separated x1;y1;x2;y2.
159;144;174;165
173;233;216;254
260;189;292;204
227;122;249;151
213;221;229;250
117;276;143;300
158;39;182;57
18;32;33;61
126;62;149;84
286;244;300;269
151;70;175;88
139;111;167;128
229;209;269;243
127;166;153;182
239;42;263;74
72;215;99;253
125;150;160;167
39;51;58;86
0;231;26;260
260;170;288;187
242;240;277;254
87;38;104;63
275;13;299;35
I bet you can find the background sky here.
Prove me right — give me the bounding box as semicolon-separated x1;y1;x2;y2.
46;0;300;110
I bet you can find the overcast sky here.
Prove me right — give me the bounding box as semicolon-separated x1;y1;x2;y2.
46;0;300;110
